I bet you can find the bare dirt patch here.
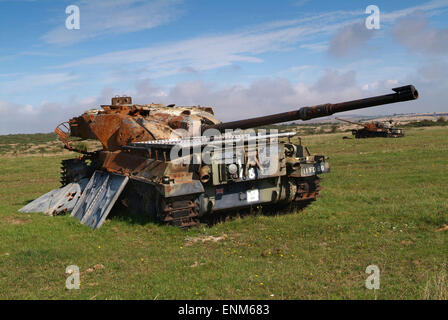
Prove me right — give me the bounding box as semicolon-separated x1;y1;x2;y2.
4;216;31;225
83;264;105;274
185;234;228;246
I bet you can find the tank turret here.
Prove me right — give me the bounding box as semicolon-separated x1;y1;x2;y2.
57;85;417;152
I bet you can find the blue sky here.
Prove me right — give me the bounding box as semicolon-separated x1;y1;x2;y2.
1;0;448;133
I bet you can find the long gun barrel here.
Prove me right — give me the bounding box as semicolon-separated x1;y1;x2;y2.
335;117;364;126
207;85;418;132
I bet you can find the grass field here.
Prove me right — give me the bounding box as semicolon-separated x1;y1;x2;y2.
0;127;447;299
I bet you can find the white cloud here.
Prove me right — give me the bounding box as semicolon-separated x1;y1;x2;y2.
327;0;448;58
53;1;448;80
362;80;399;91
381;0;448;22
0;73;79;94
1;68;445;134
0;100;81;134
54;10;362;79
41;0;183;45
2;1;448;134
300;42;328;52
392;10;448;55
328;22;374;58
125;70;423;122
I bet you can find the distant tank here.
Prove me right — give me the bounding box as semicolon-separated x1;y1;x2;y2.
20;85;418;228
336;117;405;138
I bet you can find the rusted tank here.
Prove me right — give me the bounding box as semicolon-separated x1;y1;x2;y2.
336;117;405;138
20;85;418;228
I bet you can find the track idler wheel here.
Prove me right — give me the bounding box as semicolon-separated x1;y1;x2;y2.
294;176;321;202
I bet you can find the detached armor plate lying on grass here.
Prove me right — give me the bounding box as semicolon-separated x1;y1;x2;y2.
71;171;129;229
19;179;88;216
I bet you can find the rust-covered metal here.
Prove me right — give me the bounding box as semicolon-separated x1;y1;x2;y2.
68;96;218;151
21;84;419;229
336;117;406;138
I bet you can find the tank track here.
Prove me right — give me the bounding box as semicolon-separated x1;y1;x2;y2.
123;177;320;229
60;158;87;186
61;159;73;186
118;181;200;228
60;157;97;186
158;195;200;229
354;130;404;138
157;177;321;229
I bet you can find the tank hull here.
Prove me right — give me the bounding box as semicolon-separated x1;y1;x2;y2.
54;133;329;228
117;174;323;228
352;128;405;138
28;132;328;228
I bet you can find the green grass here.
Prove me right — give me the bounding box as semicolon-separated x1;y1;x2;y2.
0;133;58;145
0;133;61;155
403;117;448;128
0;132;102;156
0;127;447;299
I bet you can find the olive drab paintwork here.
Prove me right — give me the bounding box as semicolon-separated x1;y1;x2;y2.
21;85;419;228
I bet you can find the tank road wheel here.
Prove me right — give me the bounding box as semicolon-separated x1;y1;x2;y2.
268;176;321;214
157;194;200;229
118;185;199;228
286;179;298;202
273;178;298;212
